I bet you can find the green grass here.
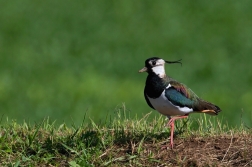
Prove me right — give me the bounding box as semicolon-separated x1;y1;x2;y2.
1;107;251;166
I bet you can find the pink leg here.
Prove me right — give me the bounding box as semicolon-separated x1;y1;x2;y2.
167;115;188;149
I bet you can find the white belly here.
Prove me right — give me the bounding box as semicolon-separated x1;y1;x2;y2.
147;90;193;116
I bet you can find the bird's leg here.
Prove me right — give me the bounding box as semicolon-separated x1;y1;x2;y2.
167;115;188;149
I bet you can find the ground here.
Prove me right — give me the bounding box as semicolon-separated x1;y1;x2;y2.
102;134;252;166
1;117;251;166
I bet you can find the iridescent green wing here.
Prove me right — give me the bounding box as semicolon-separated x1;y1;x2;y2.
165;81;199;108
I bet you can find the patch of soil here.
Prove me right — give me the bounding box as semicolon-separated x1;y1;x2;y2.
106;134;252;167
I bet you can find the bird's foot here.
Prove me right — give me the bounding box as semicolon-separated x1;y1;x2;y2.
161;145;169;150
160;139;174;150
160;143;174;150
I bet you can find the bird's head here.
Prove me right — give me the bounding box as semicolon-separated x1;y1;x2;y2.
139;57;182;77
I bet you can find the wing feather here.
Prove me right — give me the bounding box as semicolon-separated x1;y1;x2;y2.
167;81;221;114
165;87;195;108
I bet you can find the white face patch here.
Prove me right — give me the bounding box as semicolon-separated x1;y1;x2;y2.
155;59;165;65
151;59;166;77
152;66;165;77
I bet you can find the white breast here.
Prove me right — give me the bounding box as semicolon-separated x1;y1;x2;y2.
147;90;193;116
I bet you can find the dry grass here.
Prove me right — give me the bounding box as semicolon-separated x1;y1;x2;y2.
98;131;252;166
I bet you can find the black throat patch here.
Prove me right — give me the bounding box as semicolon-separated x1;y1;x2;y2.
144;73;168;99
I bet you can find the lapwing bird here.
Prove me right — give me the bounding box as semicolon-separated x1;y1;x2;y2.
139;57;221;149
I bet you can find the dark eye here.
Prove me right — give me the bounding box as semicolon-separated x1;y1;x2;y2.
152;61;156;65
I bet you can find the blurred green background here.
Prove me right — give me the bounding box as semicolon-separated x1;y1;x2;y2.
0;0;251;127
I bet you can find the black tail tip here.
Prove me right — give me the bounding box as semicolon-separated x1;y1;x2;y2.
215;105;222;114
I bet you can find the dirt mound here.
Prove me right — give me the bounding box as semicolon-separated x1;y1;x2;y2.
107;134;252;166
